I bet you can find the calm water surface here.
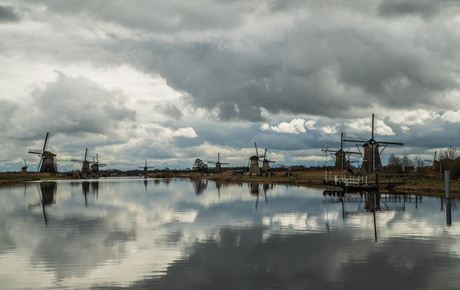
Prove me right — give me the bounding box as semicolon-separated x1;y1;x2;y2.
1;178;460;289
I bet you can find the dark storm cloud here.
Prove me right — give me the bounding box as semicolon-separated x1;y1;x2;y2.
0;5;20;23
114;1;459;122
377;0;442;19
35;0;242;33
15;0;459;123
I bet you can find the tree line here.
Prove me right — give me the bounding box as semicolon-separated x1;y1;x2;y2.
386;147;460;179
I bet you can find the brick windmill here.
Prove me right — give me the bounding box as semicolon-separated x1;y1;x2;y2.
71;148;92;174
248;143;263;175
28;132;58;174
260;148;275;172
208;153;229;174
139;160;154;176
343;114;404;173
324;132;361;171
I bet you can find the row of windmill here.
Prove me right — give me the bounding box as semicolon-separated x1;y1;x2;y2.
27;132;106;174
322;114;404;173
213;114;406;175
25;114;406;175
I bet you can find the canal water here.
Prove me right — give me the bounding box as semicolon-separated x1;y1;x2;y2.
0;178;459;289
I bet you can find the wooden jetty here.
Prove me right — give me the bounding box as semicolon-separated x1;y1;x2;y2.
323;172;419;192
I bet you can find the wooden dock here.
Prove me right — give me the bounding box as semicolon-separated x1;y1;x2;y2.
323;172;419;192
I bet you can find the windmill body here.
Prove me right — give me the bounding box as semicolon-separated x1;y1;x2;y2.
324;133;361;171
208;153;229;174
21;159;28;173
261;148;275;172
139;160;154;175
92;154;106;173
248;143;262;175
28;132;58;174
343;114;403;173
71;148;92;174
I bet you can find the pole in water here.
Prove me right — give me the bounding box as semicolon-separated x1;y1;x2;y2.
445;170;451;199
445;170;452;226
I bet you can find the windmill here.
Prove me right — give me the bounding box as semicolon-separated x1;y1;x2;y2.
28;132;57;173
323;132;361;171
91;154;106;173
21;159;28;173
208;153;229;174
260;148;275;172
424;151;438;165
248;143;263;175
71;148;91;174
343;114;404;173
138;160;154;176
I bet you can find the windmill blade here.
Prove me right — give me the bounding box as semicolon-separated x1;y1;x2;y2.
343;139;368;143
343;151;361;155
264;148;267;158
28;150;42;155
254;143;259;156
37;157;43;172
371;114;375;140
43;132;50;152
71;159;82;163
84;148;88;161
340;132;344;150
378;141;404;146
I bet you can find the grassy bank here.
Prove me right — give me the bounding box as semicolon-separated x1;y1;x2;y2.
186;170;460;197
0;172;68;183
1;170;458;198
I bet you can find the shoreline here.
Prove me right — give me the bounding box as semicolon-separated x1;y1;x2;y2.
1;171;458;198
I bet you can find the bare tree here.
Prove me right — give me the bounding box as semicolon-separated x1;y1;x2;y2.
440;147;459;160
414;156;425;168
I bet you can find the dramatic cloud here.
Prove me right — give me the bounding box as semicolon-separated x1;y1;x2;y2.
0;0;459;170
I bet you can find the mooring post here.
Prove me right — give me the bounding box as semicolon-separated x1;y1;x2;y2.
445;170;451;199
446;170;452;225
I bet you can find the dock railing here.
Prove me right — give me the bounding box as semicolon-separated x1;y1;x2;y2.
325;171;369;186
325;172;419;187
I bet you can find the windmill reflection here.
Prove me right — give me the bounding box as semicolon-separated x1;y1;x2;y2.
323;191;421;241
28;182;57;226
249;183;271;210
193;179;208;195
82;181;99;207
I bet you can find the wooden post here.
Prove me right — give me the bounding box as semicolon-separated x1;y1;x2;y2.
445;170;451;199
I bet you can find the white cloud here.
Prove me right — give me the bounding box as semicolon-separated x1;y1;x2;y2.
171;127;198;138
441;110;460;123
385;109;438;125
401;125;410;133
321;125;338;134
260;118;313;134
345;118;395;137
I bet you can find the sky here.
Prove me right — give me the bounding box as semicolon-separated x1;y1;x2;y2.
1;0;460;172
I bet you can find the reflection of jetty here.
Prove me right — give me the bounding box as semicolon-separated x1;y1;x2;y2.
324;172;420;192
324;191;422;241
323;191;421;213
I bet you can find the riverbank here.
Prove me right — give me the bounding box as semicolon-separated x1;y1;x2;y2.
0;172;69;183
184;171;460;198
2;171;459;197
